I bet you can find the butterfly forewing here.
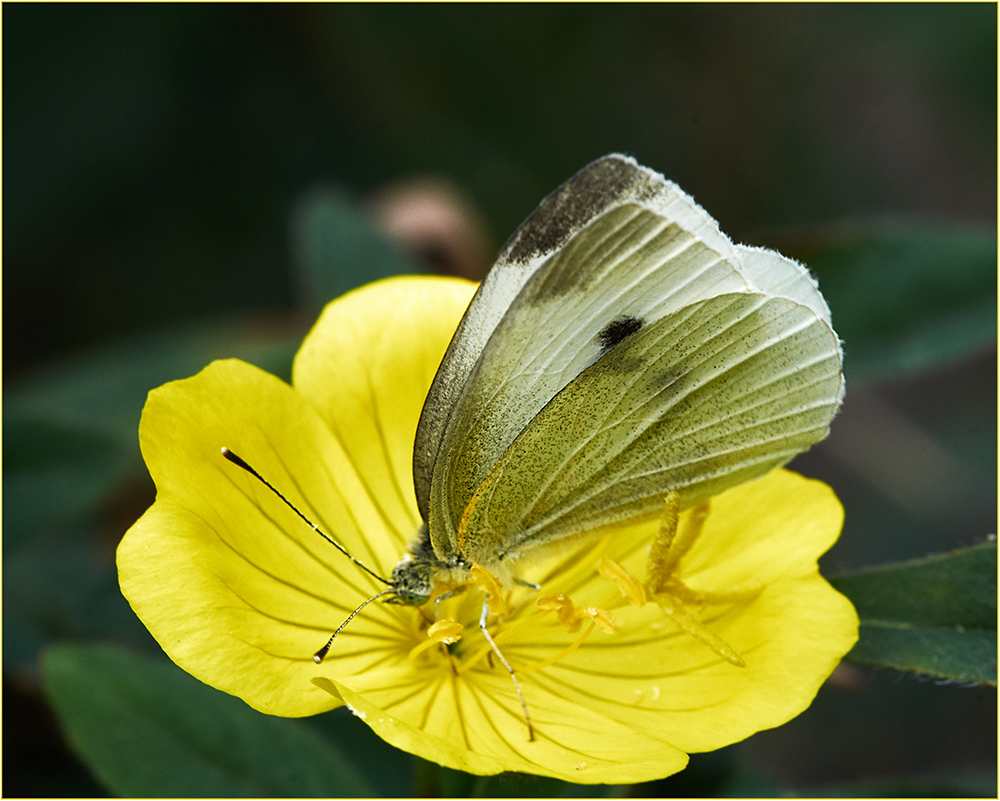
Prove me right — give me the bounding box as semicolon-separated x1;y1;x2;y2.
456;292;843;566
425;207;759;553
413;155;745;530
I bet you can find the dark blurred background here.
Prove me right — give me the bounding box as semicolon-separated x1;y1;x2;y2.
4;4;996;797
6;4;995;374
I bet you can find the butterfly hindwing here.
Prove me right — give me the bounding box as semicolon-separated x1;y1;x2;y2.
456;290;843;566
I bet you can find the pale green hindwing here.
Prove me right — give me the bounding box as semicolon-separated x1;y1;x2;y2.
413;153;844;568
458;292;843;565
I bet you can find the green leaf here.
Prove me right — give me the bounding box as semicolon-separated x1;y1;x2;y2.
831;541;997;685
798;223;996;380
4;316;299;553
6;316;299;450
3;415;132;550
305;708;416;797
290;186;419;316
803;768;998;798
415;759;624;798
41;643;375;797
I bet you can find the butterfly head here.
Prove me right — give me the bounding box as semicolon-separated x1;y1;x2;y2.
386;522;476;606
386;555;435;606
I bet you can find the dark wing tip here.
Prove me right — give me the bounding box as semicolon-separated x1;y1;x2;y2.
500;155;664;266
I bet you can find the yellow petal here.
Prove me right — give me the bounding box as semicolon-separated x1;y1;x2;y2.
678;469;846;591
119;278;477;719
313;674;690;784
293;276;476;551
119;359;401;716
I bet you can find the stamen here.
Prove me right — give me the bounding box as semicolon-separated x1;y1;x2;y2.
597;555;647;607
408;619;464;666
594;495;750;668
520;621;598;674
427;619;464;644
582;606;617;634
536;593;580;630
647;491;681;591
649;497;710;591
470;564;512;617
652;592;745;667
669;582;763;607
407;637;443;664
536;593;617;633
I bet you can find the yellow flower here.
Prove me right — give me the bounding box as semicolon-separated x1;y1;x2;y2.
118;276;858;784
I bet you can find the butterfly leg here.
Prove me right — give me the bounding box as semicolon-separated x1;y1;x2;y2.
478;601;536;742
432;586;466;620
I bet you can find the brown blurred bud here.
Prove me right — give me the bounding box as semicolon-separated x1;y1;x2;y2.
368;177;492;281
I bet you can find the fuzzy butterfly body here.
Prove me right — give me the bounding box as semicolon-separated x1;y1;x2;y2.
388;154;844;605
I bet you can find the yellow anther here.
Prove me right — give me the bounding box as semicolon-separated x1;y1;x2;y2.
577;605;618;634
427;619;464;644
536;593;580;630
470;563;512;617
537;593;616;634
651;592;745;667
597;555;647;607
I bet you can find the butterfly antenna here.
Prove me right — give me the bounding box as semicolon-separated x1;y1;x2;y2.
221;447;391;587
313;588;397;663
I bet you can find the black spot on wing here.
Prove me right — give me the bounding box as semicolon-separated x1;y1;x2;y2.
597;315;644;356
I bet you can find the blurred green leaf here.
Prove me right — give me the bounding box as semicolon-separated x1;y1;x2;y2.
291;186;419;317
415;759;624;798
42;643;374;797
804;768;998;798
304;707;416;797
832;541;997;685
3;319;302;674
629;747;776;798
6;316;300;449
3;415;132;550
4;521;153;675
798;223;996;380
4;316;299;558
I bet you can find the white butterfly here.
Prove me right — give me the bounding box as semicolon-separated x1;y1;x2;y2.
389;153;844;605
